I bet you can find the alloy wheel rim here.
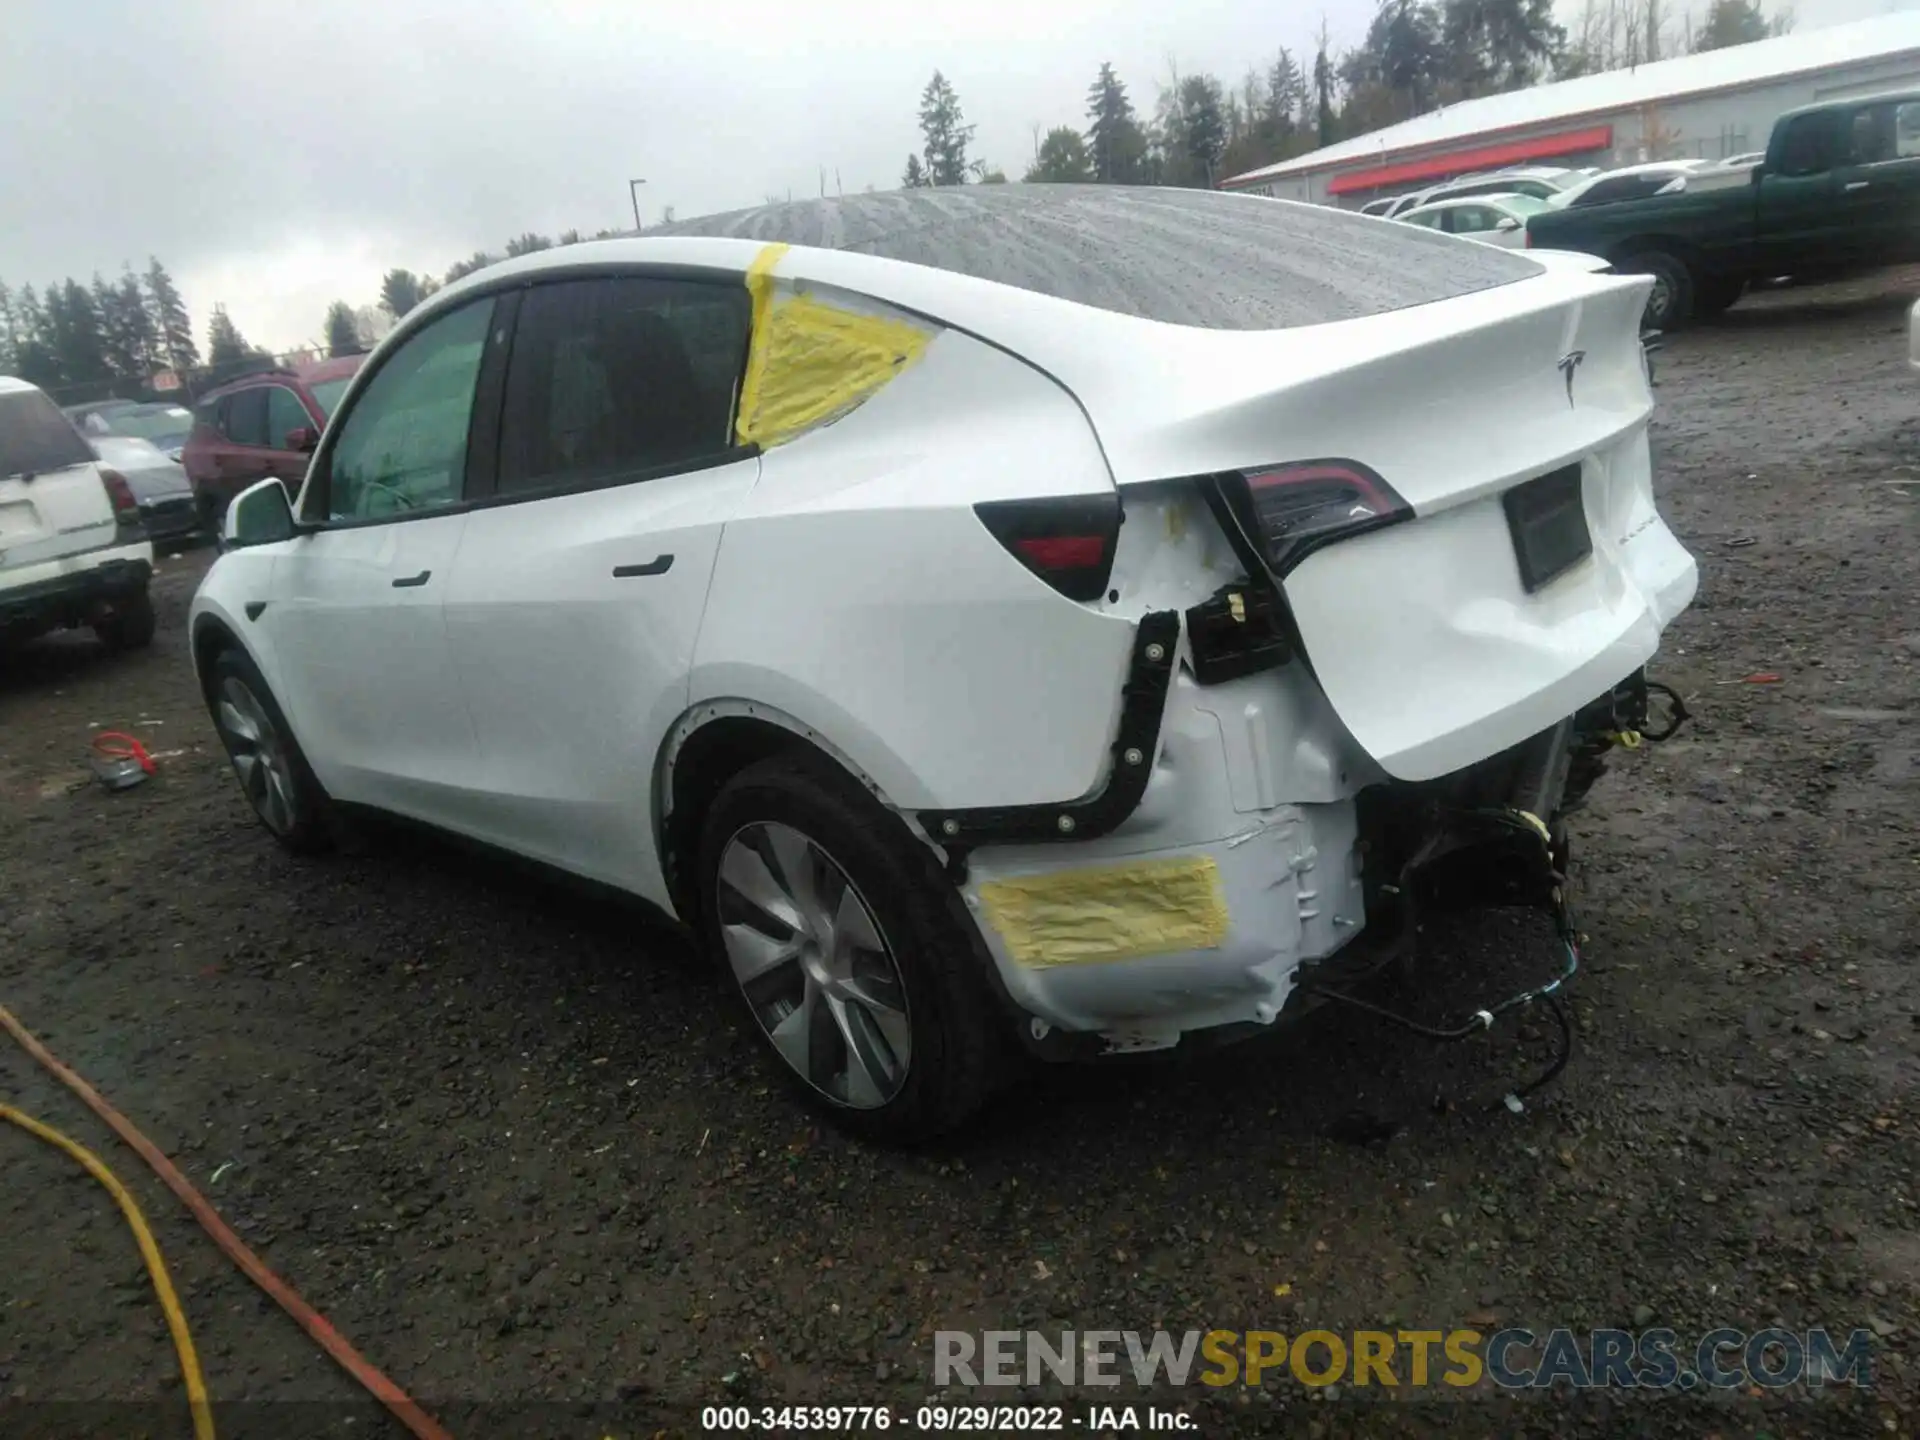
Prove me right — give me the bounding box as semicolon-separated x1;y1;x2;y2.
1647;275;1673;325
716;821;912;1109
217;676;297;834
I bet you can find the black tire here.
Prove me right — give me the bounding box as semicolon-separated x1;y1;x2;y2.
1693;275;1745;319
93;586;155;651
1618;250;1694;331
695;753;1005;1143
203;646;333;854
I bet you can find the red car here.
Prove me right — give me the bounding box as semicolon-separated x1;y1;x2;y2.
181;355;365;528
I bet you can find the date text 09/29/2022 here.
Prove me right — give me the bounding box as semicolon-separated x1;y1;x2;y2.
700;1404;1193;1432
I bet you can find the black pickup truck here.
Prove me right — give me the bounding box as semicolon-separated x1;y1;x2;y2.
1525;90;1920;328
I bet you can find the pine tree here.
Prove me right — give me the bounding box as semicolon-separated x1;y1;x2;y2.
1180;75;1229;185
1313;27;1338;148
918;71;975;186
379;268;425;320
902;153;929;188
12;285;60;387
47;279;111;388
116;269;158;378
504;232;553;257
1693;0;1773;50
144;258;198;374
444;252;496;285
206;305;251;369
0;281;17;375
1085;62;1148;183
324;301;362;358
1025;126;1094;183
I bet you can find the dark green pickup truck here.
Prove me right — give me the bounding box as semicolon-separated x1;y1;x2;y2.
1525;90;1920;328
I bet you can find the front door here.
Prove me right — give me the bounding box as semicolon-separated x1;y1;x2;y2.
1755;109;1848;273
264;296;500;819
439;272;758;902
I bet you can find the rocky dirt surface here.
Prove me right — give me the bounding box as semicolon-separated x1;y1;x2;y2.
2;271;1916;1440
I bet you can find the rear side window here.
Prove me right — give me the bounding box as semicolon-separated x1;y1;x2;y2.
223;387;269;447
495;276;749;497
0;388;94;478
1898;101;1920;158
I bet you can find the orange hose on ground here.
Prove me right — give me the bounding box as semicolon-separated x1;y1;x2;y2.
0;1003;453;1440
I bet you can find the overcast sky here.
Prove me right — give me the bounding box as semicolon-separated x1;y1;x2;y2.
2;0;1905;356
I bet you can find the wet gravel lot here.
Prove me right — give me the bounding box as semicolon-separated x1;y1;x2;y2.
2;271;1917;1439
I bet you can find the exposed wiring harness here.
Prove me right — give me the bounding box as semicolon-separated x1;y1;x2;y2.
1297;806;1582;1108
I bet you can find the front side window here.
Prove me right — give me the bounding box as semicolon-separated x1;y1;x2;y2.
1776;113;1838;177
223;387;269;447
1450;206;1496;234
495;276;748;498
265;387;311;450
319;298;492;522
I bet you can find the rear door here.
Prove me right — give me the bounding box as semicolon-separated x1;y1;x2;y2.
1831;98;1920;265
441;271;759;898
0;384;114;572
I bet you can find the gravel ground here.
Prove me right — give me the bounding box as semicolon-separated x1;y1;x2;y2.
2;271;1917;1440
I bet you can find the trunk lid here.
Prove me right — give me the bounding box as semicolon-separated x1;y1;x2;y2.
0;383;116;572
1071;268;1698;781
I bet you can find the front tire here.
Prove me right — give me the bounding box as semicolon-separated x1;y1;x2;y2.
1618;250;1694;330
94;587;155;651
204;646;332;853
695;754;1004;1142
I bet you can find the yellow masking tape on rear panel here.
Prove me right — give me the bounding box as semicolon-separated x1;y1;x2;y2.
734;243;932;449
978;857;1230;969
735;242;790;445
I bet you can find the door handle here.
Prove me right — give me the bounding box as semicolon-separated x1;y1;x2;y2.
612;554;674;578
391;570;432;588
1843;180;1870;191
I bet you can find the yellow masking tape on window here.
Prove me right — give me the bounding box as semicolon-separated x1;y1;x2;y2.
978;857;1230;969
735;242;931;449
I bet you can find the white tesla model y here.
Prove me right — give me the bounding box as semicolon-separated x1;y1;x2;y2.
191;186;1696;1139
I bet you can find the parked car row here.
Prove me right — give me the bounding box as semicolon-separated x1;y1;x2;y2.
1363;88;1920;331
3;377;157;651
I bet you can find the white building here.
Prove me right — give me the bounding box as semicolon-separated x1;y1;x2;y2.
1222;12;1920;207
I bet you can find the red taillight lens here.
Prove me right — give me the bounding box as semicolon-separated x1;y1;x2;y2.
1228;459;1410;578
974;494;1120;602
98;467;139;517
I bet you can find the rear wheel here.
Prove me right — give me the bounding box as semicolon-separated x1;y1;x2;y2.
696;753;1004;1142
93;587;155;651
1618;250;1694;331
205;646;332;853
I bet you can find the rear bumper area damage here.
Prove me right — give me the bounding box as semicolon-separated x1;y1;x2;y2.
954;654;1683;1055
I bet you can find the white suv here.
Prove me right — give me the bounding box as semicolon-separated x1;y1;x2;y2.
189;187;1696;1139
1;377;156;650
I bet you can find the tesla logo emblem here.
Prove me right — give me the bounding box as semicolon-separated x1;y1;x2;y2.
1557;349;1586;407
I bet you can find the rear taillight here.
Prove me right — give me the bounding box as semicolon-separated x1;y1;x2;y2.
1223;460;1411;578
99;467;139;517
973;493;1120;602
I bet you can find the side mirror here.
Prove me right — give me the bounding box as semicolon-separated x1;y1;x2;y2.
223;477;297;550
1496;216;1521;232
286;425;320;453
